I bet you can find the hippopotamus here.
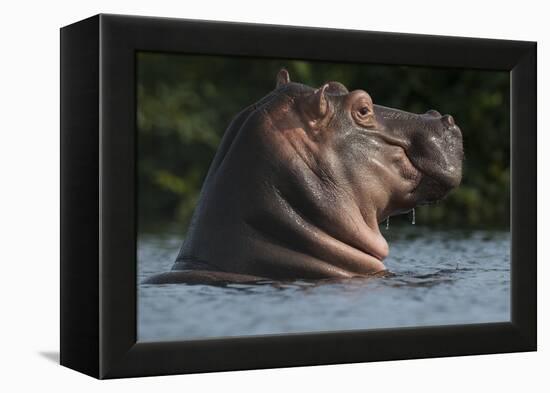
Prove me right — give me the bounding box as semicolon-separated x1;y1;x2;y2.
145;69;463;284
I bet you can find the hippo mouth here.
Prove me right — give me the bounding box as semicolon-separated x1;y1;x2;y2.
368;129;461;204
407;151;462;205
363;130;422;185
404;147;462;204
395;146;423;184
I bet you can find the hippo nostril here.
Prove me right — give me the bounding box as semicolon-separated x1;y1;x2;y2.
425;109;441;117
441;114;455;127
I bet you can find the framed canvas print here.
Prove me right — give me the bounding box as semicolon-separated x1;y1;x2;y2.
60;14;536;379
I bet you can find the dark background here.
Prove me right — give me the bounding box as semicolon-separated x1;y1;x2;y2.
137;52;510;232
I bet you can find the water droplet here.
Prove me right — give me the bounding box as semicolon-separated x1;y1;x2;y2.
386;216;390;230
412;208;416;225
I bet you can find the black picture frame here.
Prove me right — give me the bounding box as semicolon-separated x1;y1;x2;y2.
60;13;536;379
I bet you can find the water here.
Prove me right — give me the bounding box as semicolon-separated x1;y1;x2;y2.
137;226;510;342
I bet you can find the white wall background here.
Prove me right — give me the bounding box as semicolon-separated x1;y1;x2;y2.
0;0;546;391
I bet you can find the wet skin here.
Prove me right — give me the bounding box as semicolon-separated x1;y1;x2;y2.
144;70;463;284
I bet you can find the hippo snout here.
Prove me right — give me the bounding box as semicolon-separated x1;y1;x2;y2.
412;112;464;202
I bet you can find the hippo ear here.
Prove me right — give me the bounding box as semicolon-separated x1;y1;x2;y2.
276;69;291;88
303;84;329;123
325;81;349;95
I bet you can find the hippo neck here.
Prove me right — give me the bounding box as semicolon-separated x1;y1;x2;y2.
176;170;389;279
242;174;389;278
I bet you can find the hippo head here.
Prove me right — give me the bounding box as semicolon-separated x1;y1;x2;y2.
169;69;463;282
275;69;463;220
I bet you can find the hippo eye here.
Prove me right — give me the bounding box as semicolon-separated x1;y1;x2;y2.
352;99;375;127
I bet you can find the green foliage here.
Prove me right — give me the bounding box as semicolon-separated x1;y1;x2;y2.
137;52;509;230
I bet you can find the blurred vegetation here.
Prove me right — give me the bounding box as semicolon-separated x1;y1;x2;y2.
137;52;509;232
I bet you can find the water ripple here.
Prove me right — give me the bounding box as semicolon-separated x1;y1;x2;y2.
138;227;510;341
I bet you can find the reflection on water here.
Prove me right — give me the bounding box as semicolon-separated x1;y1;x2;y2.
137;226;510;342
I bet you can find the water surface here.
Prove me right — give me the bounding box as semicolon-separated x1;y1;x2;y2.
137;226;510;341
